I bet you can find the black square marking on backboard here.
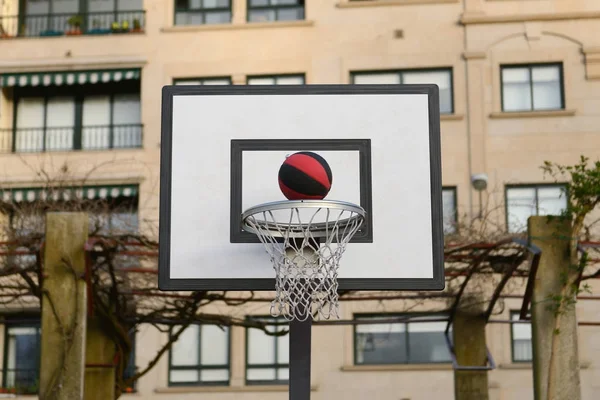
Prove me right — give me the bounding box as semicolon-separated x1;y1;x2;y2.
230;139;373;244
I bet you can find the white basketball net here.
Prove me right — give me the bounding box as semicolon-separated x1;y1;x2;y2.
242;201;365;321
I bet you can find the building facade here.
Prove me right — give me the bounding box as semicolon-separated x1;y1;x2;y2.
0;0;600;399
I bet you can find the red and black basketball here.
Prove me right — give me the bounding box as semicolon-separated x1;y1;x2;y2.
278;152;333;200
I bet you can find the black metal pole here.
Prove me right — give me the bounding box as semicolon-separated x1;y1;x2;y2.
289;317;312;400
288;238;316;400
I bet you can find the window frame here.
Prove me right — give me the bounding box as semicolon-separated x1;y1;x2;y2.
244;316;289;385
352;312;451;366
173;0;232;26
442;186;458;235
246;73;306;85
173;77;232;85
350;67;455;114
246;0;305;23
504;183;568;233
510;311;532;363
12;81;142;152
167;324;231;387
2;315;41;394
500;63;565;112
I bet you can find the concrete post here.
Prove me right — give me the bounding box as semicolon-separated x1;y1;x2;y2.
39;213;88;400
529;216;581;400
453;309;489;400
84;317;116;400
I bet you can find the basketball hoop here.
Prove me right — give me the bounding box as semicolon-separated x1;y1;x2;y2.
242;200;366;321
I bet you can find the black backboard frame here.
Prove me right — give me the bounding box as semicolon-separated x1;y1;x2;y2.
158;84;444;292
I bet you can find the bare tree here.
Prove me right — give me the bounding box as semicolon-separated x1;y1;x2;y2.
0;157;597;398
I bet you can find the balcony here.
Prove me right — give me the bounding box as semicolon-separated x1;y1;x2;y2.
0;124;143;153
0;369;39;395
0;11;145;39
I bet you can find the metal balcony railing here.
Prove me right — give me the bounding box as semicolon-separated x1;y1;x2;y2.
0;124;143;153
0;11;145;39
0;369;39;395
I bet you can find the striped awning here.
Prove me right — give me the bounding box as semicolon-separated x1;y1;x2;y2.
0;185;138;203
0;68;141;88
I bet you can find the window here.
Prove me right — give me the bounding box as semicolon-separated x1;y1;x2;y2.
442;187;457;234
20;0;144;37
168;325;230;386
501;64;564;112
13;81;141;152
247;0;304;22
354;314;451;365
174;0;231;26
505;184;567;233
2;319;40;394
511;312;532;362
245;317;289;384
352;69;454;114
174;77;232;85
247;74;305;85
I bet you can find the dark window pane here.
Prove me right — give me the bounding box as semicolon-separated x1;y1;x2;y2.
25;0;49;15
117;0;143;10
175;11;205;25
248;9;275;22
511;312;533;362
175;0;189;9
205;11;231;23
203;0;230;7
408;331;451;363
246;317;289;384
277;7;303;21
250;0;269;6
355;332;407;364
532;66;561;110
6;325;40;390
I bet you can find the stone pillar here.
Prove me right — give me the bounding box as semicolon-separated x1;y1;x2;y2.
462;51;488;220
529;216;581;400
453;309;489;400
39;213;88;400
84;318;116;400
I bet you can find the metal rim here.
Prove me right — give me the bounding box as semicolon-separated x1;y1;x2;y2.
241;200;366;238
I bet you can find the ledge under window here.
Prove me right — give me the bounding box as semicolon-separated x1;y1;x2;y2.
440;113;464;121
341;364;453;372
161;20;314;33
155;385;318;394
337;0;458;8
489;109;576;119
499;362;590;370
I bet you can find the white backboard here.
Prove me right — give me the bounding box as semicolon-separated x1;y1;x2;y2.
159;85;444;291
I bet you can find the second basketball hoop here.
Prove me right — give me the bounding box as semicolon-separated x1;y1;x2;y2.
242;199;366;321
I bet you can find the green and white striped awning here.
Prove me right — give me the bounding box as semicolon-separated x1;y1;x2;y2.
0;185;138;203
0;68;141;88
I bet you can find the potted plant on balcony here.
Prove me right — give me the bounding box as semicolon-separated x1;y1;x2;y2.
66;15;83;35
131;18;143;33
111;19;130;34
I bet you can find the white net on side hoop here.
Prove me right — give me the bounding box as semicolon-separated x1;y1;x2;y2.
242;200;365;321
